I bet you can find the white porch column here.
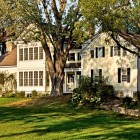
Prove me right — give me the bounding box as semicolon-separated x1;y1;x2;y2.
64;71;67;92
74;71;77;88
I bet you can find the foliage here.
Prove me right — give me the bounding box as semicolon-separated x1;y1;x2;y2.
2;91;16;98
16;91;25;98
31;90;38;98
80;0;140;55
71;76;114;106
122;96;132;106
122;96;138;108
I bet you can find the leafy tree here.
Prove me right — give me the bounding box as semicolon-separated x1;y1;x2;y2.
80;0;140;55
0;0;88;96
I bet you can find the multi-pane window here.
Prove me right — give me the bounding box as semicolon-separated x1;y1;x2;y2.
34;47;38;60
93;47;105;58
24;48;28;60
98;48;103;57
39;71;43;86
19;49;23;61
19;71;44;86
68;53;75;61
29;48;33;60
34;71;38;86
39;47;43;59
29;72;33;86
19;47;43;61
19;72;23;86
91;69;102;82
122;69;127;82
24;72;28;86
118;68;130;83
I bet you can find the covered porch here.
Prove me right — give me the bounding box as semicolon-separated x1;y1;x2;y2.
63;68;81;93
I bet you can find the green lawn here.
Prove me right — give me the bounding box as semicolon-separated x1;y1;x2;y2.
0;97;140;140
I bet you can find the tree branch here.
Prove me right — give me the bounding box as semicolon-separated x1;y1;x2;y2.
110;33;140;57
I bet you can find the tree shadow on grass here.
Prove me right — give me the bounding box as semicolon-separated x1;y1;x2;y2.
0;104;140;140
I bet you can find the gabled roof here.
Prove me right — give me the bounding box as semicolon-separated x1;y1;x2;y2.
80;32;139;54
0;47;17;66
80;32;104;54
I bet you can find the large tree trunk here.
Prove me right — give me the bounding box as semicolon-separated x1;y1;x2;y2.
50;73;64;96
50;52;66;96
41;33;68;96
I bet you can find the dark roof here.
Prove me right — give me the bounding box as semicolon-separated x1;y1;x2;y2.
0;47;17;66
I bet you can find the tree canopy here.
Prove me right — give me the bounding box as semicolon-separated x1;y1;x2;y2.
0;0;89;95
80;0;140;55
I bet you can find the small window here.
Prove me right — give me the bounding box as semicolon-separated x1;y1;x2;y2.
29;71;33;86
114;46;120;56
91;69;103;82
118;68;131;83
24;72;28;86
19;49;23;61
95;47;105;58
122;69;127;82
98;48;103;57
19;72;23;86
68;53;75;61
24;48;28;60
39;47;43;59
39;71;43;86
34;71;38;86
90;50;94;58
29;48;33;60
34;47;38;60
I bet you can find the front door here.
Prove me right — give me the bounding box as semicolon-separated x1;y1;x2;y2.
67;73;74;91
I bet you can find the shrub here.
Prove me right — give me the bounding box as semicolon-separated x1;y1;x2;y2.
96;85;114;100
71;76;115;106
71;88;82;104
31;90;38;98
16;91;25;98
122;96;132;107
3;91;16;98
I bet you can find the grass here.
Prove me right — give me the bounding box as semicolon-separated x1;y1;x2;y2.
0;96;140;140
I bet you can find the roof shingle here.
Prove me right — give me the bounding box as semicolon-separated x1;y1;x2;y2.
0;47;17;66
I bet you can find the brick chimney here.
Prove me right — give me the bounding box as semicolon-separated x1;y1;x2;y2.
6;41;15;52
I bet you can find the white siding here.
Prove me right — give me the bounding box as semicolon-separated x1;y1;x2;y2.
81;33;138;95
